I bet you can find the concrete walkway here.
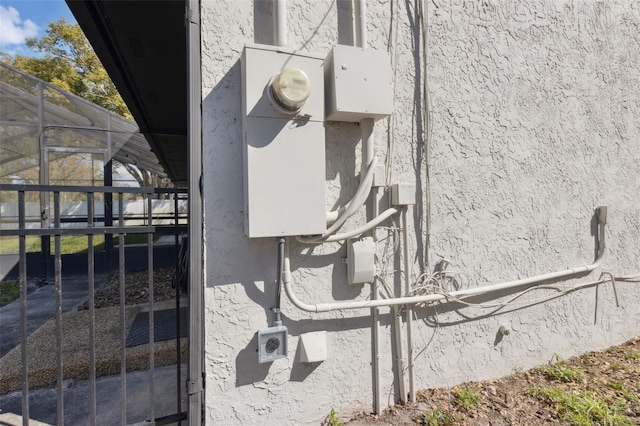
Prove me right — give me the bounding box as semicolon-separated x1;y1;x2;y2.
0;276;187;424
0;364;187;425
0;275;108;358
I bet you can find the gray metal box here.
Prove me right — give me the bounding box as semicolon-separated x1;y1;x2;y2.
241;44;327;238
324;45;393;122
258;325;288;363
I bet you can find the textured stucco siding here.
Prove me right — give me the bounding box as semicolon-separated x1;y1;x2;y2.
201;0;640;423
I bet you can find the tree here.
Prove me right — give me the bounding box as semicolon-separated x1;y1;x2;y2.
2;19;170;189
2;18;131;119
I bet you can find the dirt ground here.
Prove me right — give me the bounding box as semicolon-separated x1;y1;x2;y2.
346;337;640;426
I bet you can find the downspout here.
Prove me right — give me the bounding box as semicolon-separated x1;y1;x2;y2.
186;0;204;424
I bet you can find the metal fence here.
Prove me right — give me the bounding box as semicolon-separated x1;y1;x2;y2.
0;183;188;425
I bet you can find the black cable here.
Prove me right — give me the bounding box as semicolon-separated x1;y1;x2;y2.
274;236;285;326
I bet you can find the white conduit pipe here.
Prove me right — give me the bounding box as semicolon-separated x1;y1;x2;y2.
321;207;398;242
356;0;367;48
325;156;378;227
402;206;415;402
361;119;375;175
299;157;379;243
326;208;343;225
284;247;606;313
274;0;287;46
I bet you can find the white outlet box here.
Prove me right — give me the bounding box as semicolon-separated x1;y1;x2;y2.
391;183;416;206
347;237;376;284
298;331;327;363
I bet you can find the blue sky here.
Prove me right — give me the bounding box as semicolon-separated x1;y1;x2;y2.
0;0;75;55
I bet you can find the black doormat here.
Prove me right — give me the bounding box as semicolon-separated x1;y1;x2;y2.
126;307;188;347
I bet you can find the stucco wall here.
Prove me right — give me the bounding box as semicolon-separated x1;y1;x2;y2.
201;1;640;423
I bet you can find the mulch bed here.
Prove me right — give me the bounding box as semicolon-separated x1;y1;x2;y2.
79;268;183;310
346;337;640;425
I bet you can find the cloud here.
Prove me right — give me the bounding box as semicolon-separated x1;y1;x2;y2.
0;6;39;47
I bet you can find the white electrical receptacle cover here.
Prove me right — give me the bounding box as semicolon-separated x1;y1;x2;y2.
347;237;376;285
241;44;327;238
299;331;327;363
325;45;393;122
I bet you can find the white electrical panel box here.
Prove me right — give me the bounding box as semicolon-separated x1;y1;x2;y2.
241;44;327;238
324;45;393;122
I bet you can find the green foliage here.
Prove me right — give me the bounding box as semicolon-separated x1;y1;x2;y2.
622;352;640;360
326;408;343;426
0;280;20;307
609;361;623;371
453;387;482;410
422;408;456;426
0;234;151;255
2;19;131;119
608;381;639;403
543;357;585;383
531;386;634;426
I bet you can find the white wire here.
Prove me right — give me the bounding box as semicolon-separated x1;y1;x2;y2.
320;207;399;242
407;272;638;310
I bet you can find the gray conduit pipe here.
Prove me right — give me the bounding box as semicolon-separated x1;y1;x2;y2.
402;206;415;402
371;186;382;414
355;1;395;407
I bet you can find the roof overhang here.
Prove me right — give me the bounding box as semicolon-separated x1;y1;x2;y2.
66;0;188;186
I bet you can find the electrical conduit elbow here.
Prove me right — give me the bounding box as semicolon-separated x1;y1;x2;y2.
300;156;379;243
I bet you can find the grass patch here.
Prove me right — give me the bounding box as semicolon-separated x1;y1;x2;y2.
0;280;20;306
610;361;623;371
453;387;482;410
543;357;585;383
0;234;153;255
608;381;639;403
623;351;640;360
325;408;343;426
532;386;634;426
423;408;457;426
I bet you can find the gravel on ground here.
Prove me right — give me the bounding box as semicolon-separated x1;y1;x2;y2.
0;269;186;394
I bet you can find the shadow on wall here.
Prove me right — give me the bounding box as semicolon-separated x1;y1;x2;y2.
202;41;610;394
235;313;386;387
203;8;407;390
